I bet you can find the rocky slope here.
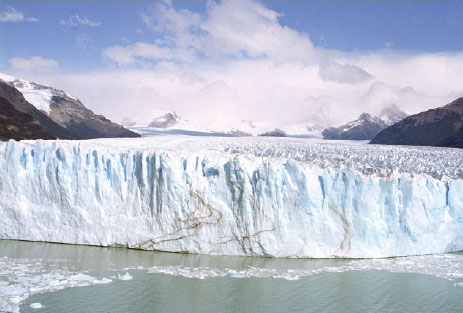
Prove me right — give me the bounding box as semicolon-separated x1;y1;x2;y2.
0;95;54;141
371;98;463;148
0;73;140;140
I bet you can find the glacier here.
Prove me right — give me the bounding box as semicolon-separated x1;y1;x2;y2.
0;136;462;258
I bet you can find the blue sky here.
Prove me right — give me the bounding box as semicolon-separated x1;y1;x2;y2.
2;1;463;71
1;1;463;126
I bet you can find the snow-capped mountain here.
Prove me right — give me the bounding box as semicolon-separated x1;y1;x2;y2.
0;73;78;115
0;79;75;140
322;105;407;140
130;112;322;138
0;72;139;140
148;112;180;128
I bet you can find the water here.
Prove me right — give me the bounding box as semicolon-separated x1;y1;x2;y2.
1;240;463;312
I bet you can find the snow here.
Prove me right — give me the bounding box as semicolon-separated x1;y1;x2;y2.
0;136;462;258
0;72;17;82
21;88;53;114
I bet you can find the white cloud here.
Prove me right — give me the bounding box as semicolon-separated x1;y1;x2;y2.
104;0;317;65
9;56;59;70
319;62;373;84
0;6;37;22
12;0;463;129
102;43;176;66
60;14;101;27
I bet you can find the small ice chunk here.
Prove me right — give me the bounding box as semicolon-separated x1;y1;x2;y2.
118;272;133;281
30;302;43;309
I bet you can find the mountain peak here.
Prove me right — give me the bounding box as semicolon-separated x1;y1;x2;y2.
322;108;408;141
359;112;372;120
379;104;408;125
148;112;179;128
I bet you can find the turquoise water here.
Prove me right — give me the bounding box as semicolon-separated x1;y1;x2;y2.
22;271;463;313
1;240;463;313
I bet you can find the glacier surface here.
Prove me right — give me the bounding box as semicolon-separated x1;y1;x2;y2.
0;137;463;258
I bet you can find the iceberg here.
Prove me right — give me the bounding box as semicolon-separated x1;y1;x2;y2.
0;137;462;258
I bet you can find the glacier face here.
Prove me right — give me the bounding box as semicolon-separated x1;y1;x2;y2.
0;137;462;258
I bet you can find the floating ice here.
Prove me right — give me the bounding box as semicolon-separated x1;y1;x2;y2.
2;250;463;312
144;254;463;285
118;272;133;281
0;137;463;258
30;302;43;309
0;256;112;313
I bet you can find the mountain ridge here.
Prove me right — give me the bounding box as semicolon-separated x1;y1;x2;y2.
371;97;463;148
322;105;407;140
0;73;140;140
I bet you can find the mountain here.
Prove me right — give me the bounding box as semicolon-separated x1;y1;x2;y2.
322;105;407;140
0;73;140;139
371;97;463;148
148;112;179;128
0;80;74;139
258;128;287;137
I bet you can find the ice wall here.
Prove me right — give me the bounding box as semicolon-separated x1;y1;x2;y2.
1;138;462;258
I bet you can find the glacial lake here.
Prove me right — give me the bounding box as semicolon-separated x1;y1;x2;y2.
1;240;463;313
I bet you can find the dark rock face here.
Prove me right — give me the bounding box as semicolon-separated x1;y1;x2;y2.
0;96;54;141
259;128;287;137
439;127;463;148
370;97;463;148
0;81;74;139
148;112;178;128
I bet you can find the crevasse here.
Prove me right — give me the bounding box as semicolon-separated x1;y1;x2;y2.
0;138;462;258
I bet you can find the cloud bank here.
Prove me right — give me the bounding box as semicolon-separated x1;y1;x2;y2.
10;0;463;128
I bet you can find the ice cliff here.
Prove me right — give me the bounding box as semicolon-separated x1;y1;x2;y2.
1;137;462;258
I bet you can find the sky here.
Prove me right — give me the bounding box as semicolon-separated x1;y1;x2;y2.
1;0;463;127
